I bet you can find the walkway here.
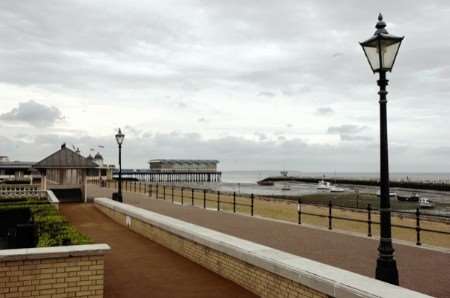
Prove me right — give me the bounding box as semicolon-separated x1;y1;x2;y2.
60;203;256;298
88;185;450;298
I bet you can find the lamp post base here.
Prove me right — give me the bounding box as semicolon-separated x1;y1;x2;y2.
112;192;123;203
375;258;399;285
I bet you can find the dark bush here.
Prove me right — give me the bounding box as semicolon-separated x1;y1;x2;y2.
0;201;90;248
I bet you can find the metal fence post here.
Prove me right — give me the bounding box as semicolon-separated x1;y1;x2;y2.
367;204;372;237
328;201;332;230
191;189;194;206
217;191;220;211
171;186;174;203
233;192;236;213
251;194;254;216
298;198;302;224
203;189;206;209
181;187;184;205
356;190;360;209
416;207;421;246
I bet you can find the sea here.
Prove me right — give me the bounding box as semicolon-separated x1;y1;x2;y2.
221;171;450;184
189;171;450;215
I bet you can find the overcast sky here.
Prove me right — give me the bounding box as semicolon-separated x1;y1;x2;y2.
0;1;449;172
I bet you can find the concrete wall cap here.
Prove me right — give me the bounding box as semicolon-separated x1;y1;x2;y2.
94;197;431;298
0;244;111;261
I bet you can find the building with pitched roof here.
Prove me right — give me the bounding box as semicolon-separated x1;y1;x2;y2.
33;144;98;202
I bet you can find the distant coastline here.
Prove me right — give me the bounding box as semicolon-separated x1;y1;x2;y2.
257;175;450;192
221;170;450;184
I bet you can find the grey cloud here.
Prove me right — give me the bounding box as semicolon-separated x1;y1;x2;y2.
327;124;371;142
0;1;449;172
0;130;448;171
316;107;334;115
257;91;276;98
0;100;63;127
327;125;365;135
2;0;447;98
254;132;267;141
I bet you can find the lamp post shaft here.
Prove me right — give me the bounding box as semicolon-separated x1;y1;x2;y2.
118;144;123;202
375;70;399;285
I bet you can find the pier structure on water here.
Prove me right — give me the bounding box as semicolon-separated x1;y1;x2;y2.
113;169;221;183
114;159;222;183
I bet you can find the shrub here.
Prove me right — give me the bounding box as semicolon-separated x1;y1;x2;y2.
0;200;91;248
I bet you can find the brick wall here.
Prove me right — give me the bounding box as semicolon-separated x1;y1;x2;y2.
97;204;327;298
0;245;109;298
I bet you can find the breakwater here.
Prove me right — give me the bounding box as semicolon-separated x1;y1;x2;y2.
258;176;450;191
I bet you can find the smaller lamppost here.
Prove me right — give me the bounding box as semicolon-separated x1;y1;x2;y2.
115;128;125;202
360;13;403;285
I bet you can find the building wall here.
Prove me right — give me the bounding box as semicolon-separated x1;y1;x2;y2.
149;160;217;172
94;198;429;298
96;203;324;298
0;244;109;298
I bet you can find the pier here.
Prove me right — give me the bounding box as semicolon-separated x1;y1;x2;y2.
113;169;222;183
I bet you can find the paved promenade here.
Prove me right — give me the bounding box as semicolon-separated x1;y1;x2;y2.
60;203;256;298
88;185;450;297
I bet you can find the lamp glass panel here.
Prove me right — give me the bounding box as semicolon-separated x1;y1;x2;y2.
362;44;380;72
115;132;125;145
380;40;401;70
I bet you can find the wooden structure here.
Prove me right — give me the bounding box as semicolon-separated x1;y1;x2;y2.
114;169;222;183
33;144;98;202
149;159;218;172
119;159;222;183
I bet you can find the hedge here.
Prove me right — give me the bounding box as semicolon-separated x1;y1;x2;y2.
0;202;90;247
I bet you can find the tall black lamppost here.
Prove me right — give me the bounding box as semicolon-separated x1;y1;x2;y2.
360;14;403;285
115;128;125;202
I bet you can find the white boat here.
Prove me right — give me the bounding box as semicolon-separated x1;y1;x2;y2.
330;185;345;192
317;180;331;190
280;170;288;177
376;191;397;198
418;197;434;209
281;182;291;191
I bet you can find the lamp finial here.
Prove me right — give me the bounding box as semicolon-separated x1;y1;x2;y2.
375;13;387;34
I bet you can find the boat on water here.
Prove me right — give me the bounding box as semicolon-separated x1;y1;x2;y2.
330;186;345;192
281;183;291;191
376;191;397;198
397;193;420;202
258;180;274;186
280;170;288;177
317;180;331;190
418;197;434;209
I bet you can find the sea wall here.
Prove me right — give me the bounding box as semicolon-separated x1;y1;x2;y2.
258;176;450;191
0;244;110;298
94;197;430;298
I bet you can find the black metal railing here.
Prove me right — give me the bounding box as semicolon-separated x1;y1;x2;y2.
95;179;449;247
296;199;450;246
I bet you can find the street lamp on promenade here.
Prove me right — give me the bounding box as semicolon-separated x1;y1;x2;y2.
360;13;403;285
115;128;125;202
